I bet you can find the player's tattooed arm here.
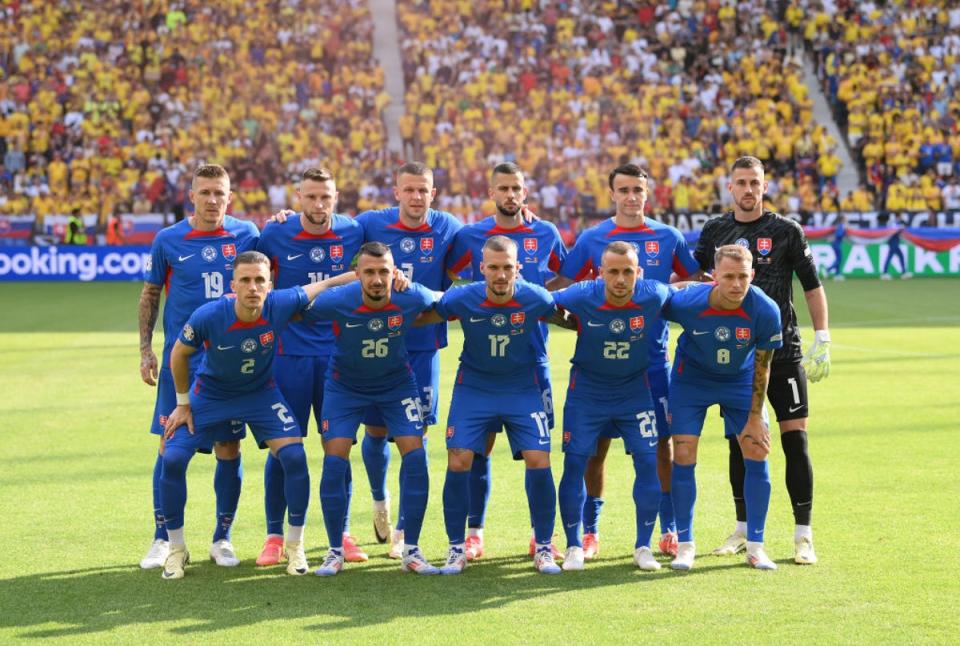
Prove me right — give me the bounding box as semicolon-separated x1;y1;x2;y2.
138;283;162;386
546;309;578;331
740;349;775;454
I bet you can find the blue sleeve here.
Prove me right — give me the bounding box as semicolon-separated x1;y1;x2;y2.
302;286;340;323
547;224;567;273
435;288;461;320
757;299;784;350
532;285;557;319
662;285;685;323
411;282;440;311
552;284;574;310
446;228;474;278
272;285;309;320
179;308;206;348
671;230;701;278
560;235;592;280
145;234;167;284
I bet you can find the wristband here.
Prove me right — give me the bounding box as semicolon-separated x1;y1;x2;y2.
814;330;831;343
176;392;190;406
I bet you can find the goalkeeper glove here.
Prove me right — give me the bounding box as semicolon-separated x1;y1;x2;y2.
802;329;831;383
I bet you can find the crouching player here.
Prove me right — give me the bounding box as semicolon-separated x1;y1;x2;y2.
160;251;336;579
419;236;563;575
553;241;671;571
665;244;783;571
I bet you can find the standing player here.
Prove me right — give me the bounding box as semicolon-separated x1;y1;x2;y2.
553;241;671;571
664;245;783;571
354;163;462;558
553;164;706;559
445;162;567;560
421;236;562;575
694;156;830;565
138;164;259;570
828;215;847;280
160;251;333;579
255;167;366;566
303;242;440;577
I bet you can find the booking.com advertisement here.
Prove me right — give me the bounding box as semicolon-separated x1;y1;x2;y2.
0;246;152;282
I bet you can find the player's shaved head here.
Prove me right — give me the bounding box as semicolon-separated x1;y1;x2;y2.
193;163;230;188
602;240;640;265
731;156;764;173
714;244;753;267
301;167;335;184
483;235;518;256
491;161;523;181
396;161;433;182
358;241;393;261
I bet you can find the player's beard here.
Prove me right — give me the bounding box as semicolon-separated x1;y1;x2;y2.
496;202;521;219
489;281;511;297
363;283;387;301
303;211;330;229
736;195;761;214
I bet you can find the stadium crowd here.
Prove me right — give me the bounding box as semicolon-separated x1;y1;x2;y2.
0;0;394;226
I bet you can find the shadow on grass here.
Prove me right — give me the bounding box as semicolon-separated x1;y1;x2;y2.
0;552;745;638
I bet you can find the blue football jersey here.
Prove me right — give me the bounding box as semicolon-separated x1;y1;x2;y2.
665;283;783;382
301;281;438;392
447;217;566;285
178;286;309;398
553;279;671;397
435;281;555;391
145;216;260;363
257;213;364;354
355;207;462;352
559;217;699;366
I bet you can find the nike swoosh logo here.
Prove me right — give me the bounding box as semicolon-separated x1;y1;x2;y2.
566;522;579;528
788;404;803;412
345;323;363;328
753;529;763;534
644;520;655;526
287;254;303;260
693;330;710;335
216;345;235;350
538;439;550;445
587;321;605;327
469;317;487;323
178;254;195;262
648;440;658;447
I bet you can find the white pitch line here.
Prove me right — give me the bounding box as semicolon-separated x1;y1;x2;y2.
831;315;960;327
832;343;958;358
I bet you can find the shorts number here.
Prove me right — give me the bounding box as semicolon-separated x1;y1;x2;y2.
202;271;224;298
489;334;509;357
307;272;330;283
401;397;422;423
602;341;630;359
421;386;434;416
658;396;669;420
541;387;554;416
530;411;550;438
240;358;255;374
716;348;730;365
361;338;389;358
787;377;801;405
400;262;414;281
272;402;295;425
636;411;658;438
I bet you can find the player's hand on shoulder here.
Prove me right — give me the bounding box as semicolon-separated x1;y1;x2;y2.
140;349;159;386
393;268;410;292
268;209;296;224
520;206;540;223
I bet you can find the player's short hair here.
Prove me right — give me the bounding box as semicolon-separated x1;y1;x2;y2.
234;250;270;270
358;241;393;260
608;163;648;189
731;156;764;172
714;244;753;266
602;240;639;263
396;162;433;181
193;164;229;187
301;167;335;184
491;162;523;179
483;235;517;255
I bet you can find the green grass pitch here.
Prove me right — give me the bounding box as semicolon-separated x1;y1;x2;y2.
0;279;958;644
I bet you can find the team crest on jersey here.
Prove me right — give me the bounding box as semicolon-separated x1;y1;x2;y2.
420;237;434;254
609;318;626;334
630;316;645;332
241;338;258;353
145;257;153;271
491;314;507;328
182;323;195;341
757;238;772;256
321;419;329;433
310;246;325;263
400;237;416;254
645;241;659;257
368;318;384;332
510;312;526;328
159;414;168;426
523;238;538;254
735;238;750;249
714;326;731;342
259;331;274;345
221;244;237;261
735;327;751;341
201;245;217;262
563;431;571;445
329;244;344;262
387;315;403;331
446;426;455;439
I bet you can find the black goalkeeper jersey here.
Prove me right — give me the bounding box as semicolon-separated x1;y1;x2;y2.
694;210;822;364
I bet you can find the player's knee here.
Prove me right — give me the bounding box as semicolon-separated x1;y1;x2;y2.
522;450;550;470
365;425;388;439
161;447;194;479
276;442;307;471
671;437;698;465
213;440;241;460
447;449;474;472
740;442;768;462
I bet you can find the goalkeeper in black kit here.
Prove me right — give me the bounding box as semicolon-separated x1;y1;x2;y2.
694;156;830;565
